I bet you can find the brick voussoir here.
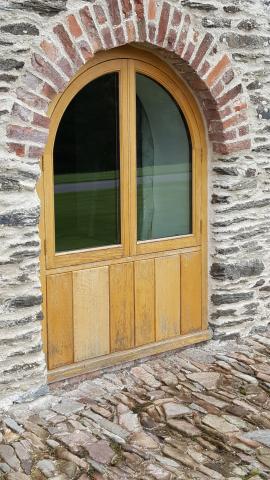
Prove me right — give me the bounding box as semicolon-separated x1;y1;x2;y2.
157;2;171;47
217;83;243;108
101;27;114;49
174;14;191;57
31;53;66;90
53;24;84;69
7;125;48;145
79;6;103;53
16;87;49;112
114;26;126;46
213;139;251;155
191;32;214;71
134;0;147;42
106;0;122;27
67;14;83;39
120;0;133;19
171;8;182;28
206;54;231;88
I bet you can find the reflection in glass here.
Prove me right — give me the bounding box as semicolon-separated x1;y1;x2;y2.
53;73;120;253
136;74;192;241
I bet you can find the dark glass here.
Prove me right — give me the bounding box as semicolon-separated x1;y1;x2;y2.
136;74;192;241
53;73;120;252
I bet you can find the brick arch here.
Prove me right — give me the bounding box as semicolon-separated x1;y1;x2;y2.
6;0;251;159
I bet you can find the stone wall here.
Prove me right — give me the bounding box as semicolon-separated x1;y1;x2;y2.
0;0;269;407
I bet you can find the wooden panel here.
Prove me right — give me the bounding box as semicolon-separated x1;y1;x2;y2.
47;272;73;369
155;255;181;341
181;251;202;335
110;262;134;352
73;267;109;362
135;259;155;346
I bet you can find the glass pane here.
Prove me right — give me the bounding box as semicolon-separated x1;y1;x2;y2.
136;74;192;241
53;73;120;253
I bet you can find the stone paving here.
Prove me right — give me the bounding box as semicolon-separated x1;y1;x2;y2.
1;332;270;479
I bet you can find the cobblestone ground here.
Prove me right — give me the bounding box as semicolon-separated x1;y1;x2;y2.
1;333;270;479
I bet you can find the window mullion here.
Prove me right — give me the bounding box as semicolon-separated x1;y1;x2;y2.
119;59;130;257
126;58;137;257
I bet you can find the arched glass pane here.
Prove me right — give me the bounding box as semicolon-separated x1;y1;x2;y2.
136;74;192;241
53;73;120;253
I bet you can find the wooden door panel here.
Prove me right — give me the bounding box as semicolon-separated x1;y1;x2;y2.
47;272;73;369
135;259;155;346
155;255;181;341
181;251;202;335
73;267;110;362
110;262;134;352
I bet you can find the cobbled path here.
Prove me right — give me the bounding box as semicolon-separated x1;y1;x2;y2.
1;332;270;479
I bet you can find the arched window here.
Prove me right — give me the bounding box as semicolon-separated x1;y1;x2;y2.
42;47;207;374
44;49;202;268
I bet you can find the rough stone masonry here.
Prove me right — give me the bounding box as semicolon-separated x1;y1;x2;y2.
0;0;270;407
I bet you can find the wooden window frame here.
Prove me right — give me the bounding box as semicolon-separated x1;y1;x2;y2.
43;47;205;270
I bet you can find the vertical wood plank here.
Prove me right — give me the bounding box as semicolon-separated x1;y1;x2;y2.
155;255;180;341
110;262;134;352
135;259;155;346
181;251;202;335
47;272;73;369
73;267;110;362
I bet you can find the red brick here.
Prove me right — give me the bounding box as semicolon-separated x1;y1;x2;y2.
32;113;50;129
239;125;250;137
42;82;57;100
183;42;195;62
102;27;114;49
223;68;234;85
204;109;221;121
57;57;74;79
54;24;83;69
209;129;237;142
12;103;32;122
28;145;44;158
157;2;170;46
80;7;102;52
223;112;247;129
67;14;82;38
211;80;224;99
148;23;156;43
40;40;59;62
126;20;136;42
191;32;214;71
166;29;177;51
209;112;247;133
134;0;146;41
31;53;65;90
121;0;133;18
114;26;125;45
7;125;48;145
172;8;182;28
78;40;93;61
206;54;230;87
198;60;210;78
213;139;251;155
217;84;243;107
106;0;121;26
94;5;107;25
148;0;157;21
16;87;48;111
7;143;25;157
175;14;191;56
